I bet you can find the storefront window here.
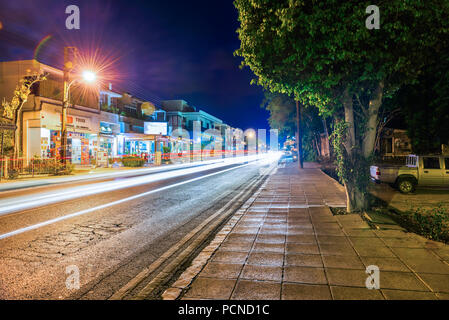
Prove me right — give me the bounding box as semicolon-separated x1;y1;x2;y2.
68;132;97;165
124;140;151;156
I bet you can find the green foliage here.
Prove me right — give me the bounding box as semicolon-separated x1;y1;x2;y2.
395;205;449;243
234;0;449;211
302;105;326;161
8;168;19;180
330;121;349;183
0;120;14;155
48;162;75;175
234;0;449;108
389;52;449;154
330;120;370;210
122;156;145;167
262;92;326;161
261;92;296;138
110;106;119;114
162;146;171;154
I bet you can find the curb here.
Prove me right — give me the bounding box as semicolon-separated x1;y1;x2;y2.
109;164;276;300
161;168;274;300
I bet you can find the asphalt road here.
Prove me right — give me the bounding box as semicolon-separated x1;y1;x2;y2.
0;159;272;299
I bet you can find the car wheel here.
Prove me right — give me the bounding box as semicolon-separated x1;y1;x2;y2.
397;178;416;194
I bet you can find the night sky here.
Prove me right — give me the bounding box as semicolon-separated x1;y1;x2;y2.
0;0;269;130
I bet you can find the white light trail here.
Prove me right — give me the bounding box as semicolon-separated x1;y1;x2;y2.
0;163;255;240
0;156;241;193
0;153;280;217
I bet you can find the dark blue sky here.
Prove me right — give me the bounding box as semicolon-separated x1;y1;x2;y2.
0;0;269;130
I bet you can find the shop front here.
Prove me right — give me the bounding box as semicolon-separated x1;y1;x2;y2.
116;133;170;164
23;101;100;165
98;112;120;167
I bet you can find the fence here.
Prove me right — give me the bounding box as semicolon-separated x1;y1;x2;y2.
0;150;263;180
0;157;61;180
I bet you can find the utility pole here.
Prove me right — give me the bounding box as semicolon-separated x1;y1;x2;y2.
0;130;4;181
61;47;77;164
296;100;303;169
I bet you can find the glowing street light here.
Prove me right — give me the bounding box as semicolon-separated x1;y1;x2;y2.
60;47;98;165
82;70;96;83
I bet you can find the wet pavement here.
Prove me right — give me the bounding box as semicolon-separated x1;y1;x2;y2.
167;163;449;300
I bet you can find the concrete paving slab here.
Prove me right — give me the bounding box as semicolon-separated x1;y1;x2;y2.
285;254;323;268
331;286;385;300
170;163;449;300
231;280;281;300
381;289;438;300
282;283;332;300
284;266;328;285
184;277;236;299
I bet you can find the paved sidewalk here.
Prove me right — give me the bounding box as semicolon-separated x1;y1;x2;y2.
165;163;449;300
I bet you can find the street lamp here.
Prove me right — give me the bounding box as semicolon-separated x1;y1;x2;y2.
60;56;97;164
82;70;96;83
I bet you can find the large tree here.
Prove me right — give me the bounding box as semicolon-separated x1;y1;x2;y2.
262;92;329;160
391;52;449;154
261;92;296;139
235;0;449;211
1;73;47;162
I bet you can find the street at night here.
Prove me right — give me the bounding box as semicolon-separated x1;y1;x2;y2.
1;0;449;314
0;157;274;299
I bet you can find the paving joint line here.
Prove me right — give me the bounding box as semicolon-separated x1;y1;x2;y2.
110;171;266;300
310;207;335;300
162;166;276;300
336;216;388;300
374;231;437;295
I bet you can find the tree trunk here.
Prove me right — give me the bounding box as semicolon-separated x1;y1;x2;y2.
341;88;369;212
322;117;330;157
340;82;385;213
344;179;367;213
12;99;26;168
342;88;355;155
363;81;384;158
296;100;303;168
314;135;321;157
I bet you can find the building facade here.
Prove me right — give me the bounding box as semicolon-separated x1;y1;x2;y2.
0;60;101;164
0;60;172;166
1;60;235;167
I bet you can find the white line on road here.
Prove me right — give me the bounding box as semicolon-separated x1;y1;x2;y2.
0;157;234;194
0;163;252;241
0;155;267;216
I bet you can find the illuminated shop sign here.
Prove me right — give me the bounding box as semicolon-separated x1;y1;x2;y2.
144;122;167;135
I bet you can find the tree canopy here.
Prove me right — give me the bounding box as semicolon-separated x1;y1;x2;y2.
235;0;449;109
391;52;449;154
234;0;449;211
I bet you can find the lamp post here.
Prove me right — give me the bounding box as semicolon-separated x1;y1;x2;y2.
60;47;96;164
296;100;304;169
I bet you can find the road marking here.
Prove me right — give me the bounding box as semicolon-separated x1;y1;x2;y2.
0;158;232;194
0;163;254;241
109;164;276;300
0;155;269;216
